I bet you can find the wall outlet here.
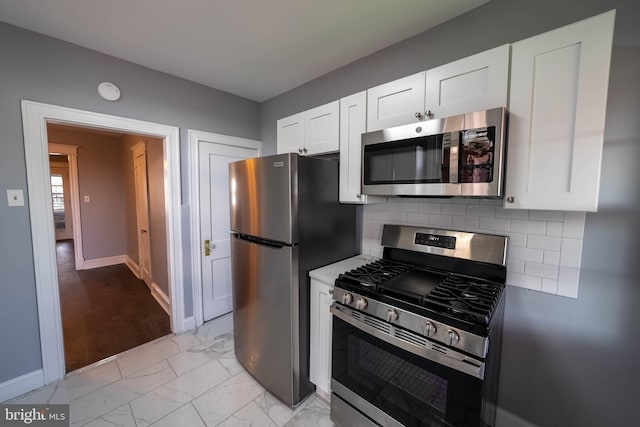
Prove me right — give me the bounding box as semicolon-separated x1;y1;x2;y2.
7;189;25;207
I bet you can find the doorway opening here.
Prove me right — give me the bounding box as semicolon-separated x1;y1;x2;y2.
22;100;184;386
47;124;172;372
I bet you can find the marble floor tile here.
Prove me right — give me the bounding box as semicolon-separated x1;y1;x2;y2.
254;391;296;426
69;361;176;426
218;350;244;376
130;359;231;426
9;361;121;405
218;401;277;427
150;403;206;427
195;313;234;342
8;315;340;427
192;371;265;426
84;404;136;427
117;333;200;377
283;398;332;427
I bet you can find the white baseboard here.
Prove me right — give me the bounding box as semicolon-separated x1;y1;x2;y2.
183;316;196;331
151;282;170;315
79;255;126;270
124;255;140;278
496;406;538;427
0;370;44;403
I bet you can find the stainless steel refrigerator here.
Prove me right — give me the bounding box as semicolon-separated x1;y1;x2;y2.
229;153;358;407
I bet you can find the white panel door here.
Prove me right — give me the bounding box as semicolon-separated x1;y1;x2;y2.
339;91;386;204
199;142;259;321
277;111;305;154
309;278;334;399
366;72;426;131
425;44;510;119
305;100;339;155
505;10;615;211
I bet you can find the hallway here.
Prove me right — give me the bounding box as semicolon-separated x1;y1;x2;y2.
57;240;171;372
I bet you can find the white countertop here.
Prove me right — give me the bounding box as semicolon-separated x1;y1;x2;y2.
309;254;378;284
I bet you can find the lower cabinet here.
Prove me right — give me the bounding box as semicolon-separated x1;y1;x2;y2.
309;277;334;401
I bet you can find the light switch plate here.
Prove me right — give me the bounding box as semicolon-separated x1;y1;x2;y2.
7;189;25;207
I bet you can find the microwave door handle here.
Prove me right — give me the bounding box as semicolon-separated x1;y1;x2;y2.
449;132;459;184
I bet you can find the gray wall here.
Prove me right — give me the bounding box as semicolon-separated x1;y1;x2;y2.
260;1;640;425
0;21;259;383
48;127;128;259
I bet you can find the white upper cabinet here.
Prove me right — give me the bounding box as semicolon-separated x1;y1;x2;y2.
277;101;339;156
505;10;615;211
276;112;305;155
425;45;510;119
366;46;510;132
339;91;386;204
366;72;426;131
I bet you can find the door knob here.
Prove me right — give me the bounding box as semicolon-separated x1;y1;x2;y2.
415;112;424;120
425;110;434;119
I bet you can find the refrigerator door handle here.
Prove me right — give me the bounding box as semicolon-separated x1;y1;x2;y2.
232;233;295;249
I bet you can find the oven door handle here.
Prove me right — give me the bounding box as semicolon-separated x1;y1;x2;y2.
331;304;485;380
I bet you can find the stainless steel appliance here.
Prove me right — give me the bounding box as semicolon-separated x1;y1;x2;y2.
229;153;358;408
330;224;507;427
361;107;507;198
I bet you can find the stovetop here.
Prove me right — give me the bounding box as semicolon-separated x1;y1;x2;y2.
336;259;505;329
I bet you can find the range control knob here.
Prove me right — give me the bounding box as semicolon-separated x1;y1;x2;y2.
424;321;437;337
446;330;460;346
341;293;353;305
386;308;399;322
355;297;368;310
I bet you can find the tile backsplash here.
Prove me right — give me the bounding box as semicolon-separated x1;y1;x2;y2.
361;198;586;298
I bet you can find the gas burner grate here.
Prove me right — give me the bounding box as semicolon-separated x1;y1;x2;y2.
338;260;410;288
423;275;504;325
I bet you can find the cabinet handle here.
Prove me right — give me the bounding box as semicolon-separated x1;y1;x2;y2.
506;196;515;204
356;193;362;198
298;148;303;154
329;289;334;295
302;147;308;154
425;110;434;119
414;112;424;120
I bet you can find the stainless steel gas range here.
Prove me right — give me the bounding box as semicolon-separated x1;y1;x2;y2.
330;224;507;427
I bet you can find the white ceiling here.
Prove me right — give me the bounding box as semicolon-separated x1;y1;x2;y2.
0;0;489;102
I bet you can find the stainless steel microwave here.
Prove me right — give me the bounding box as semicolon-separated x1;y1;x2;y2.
361;107;507;197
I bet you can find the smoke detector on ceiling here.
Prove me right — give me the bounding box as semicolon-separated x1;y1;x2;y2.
97;82;121;101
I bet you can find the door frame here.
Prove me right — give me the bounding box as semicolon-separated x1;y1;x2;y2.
48;143;83;264
49;164;73;241
22;100;185;385
188;129;261;328
131;141;153;286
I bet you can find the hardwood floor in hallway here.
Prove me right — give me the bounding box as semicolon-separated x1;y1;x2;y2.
56;240;171;372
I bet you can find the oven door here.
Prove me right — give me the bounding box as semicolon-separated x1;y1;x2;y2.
331;307;487;427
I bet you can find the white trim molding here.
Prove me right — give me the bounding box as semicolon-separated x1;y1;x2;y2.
187;129;262;328
21;100;186;388
151;282;170;315
124;255;140;278
0;370;44;403
81;255;126;270
48;143;83;268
